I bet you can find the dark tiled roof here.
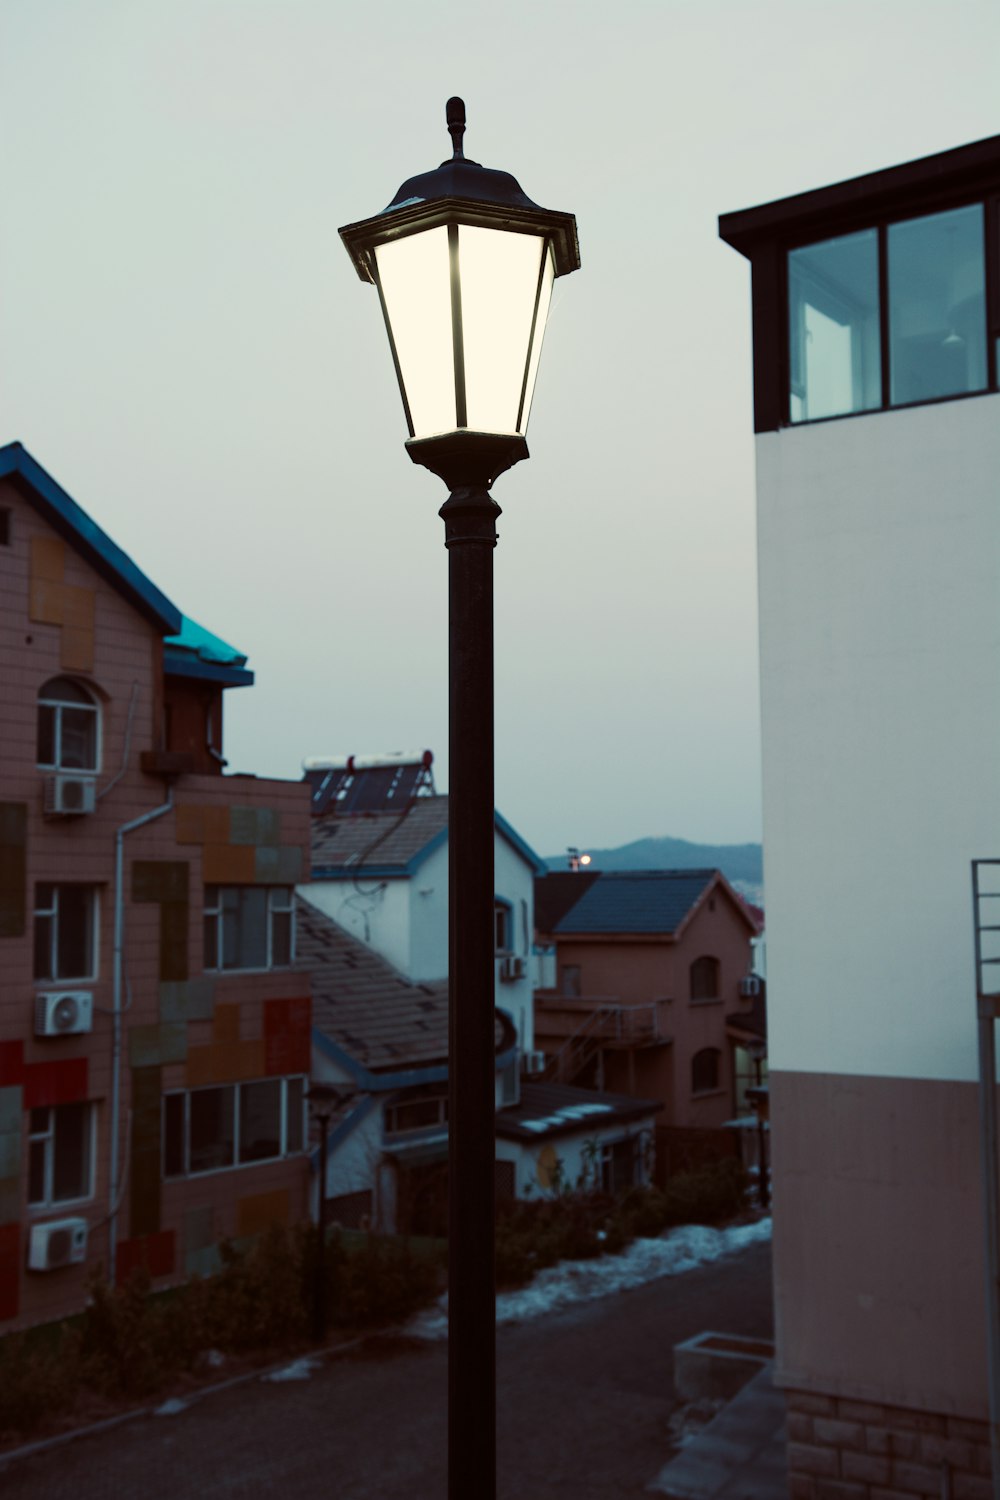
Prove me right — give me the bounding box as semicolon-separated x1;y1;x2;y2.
298;896;513;1073
537;869;719;936
310;797;449;874
534;871;601;933
496;1080;662;1142
297;895;449;1071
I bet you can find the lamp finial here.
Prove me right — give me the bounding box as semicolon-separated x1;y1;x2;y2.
446;97;466;160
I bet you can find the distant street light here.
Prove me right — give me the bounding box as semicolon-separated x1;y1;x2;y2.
339;98;579;1500
307;1081;353;1343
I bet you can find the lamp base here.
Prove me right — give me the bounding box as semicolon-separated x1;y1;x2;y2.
406;431;528;491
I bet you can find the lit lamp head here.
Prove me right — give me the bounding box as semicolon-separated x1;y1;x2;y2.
339;97;580;491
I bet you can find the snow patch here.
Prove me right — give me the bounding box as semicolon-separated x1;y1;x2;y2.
155;1398;189;1416
407;1218;772;1342
262;1356;321;1382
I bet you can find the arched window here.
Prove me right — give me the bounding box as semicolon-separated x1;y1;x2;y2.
37;678;99;772
689;955;720;1001
692;1047;721;1095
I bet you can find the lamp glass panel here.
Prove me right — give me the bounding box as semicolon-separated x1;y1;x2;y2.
519;242;555;432
459;226;546;434
375;226;455;438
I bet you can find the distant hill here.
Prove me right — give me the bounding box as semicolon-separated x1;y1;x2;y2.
546;836;763;905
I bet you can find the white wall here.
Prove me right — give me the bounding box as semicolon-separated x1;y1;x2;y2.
301;876;412;976
406;839;449;980
756;394;1000;1082
494;831;536;1052
497;1118;657;1199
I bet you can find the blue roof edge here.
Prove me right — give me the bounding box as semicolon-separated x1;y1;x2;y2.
311;814;544;880
495;810;547;876
0;442;183;635
163;648;255;688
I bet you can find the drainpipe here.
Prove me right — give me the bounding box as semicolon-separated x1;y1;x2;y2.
110;790;174;1284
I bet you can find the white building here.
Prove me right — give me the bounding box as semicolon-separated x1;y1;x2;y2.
720;134;1000;1493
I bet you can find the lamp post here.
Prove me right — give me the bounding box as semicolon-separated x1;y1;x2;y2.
307;1081;352;1343
339;99;579;1500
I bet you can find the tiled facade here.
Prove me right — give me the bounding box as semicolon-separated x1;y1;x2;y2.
0;447;312;1329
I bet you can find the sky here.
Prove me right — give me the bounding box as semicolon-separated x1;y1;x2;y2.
3;0;999;857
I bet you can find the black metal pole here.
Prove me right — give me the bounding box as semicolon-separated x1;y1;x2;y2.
442;480;500;1500
315;1112;330;1342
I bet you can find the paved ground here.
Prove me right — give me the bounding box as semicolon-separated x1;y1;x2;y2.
2;1239;773;1500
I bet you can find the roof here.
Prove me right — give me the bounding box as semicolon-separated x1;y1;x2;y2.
496;1080;662;1143
298;895;515;1078
534;871;601;932
720;131;1000;258
537;869;741;937
163;615;254;688
726;988;767;1045
0;442;182;635
310;795;547;878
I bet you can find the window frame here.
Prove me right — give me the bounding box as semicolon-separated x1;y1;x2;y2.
781;192;999;428
33;883;100;983
36;677;101;775
689;954;721;1004
27;1102;96;1210
203;885;295;973
494;897;514;955
384;1088;449;1140
162;1075;307;1179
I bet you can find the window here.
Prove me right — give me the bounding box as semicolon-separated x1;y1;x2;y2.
560;964;582;998
888;204;987;406
499;1058;519;1107
203;887;294;971
37;677;99;772
689;955;720;1002
788;202;990;423
494;899;512;953
28;1103;94;1207
789;229;881;422
692;1047;722;1095
34;884;98;981
384;1088;448;1138
163;1076;305;1177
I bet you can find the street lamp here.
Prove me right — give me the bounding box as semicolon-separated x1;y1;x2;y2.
339;98;579;1500
307;1081;353;1343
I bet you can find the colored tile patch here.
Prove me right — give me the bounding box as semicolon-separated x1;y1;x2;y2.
185;1040;266;1088
202;844;256;884
0;1224;19;1320
0;1086;22;1134
132;860;189;904
230;805;281;847
264;997;311;1076
116;1229;175;1284
159;978;215;1023
23;1057;88;1110
254;846;303;883
237;1188;290;1238
129;1022;187;1069
212;1003;241;1044
0;1041;24;1087
0;1178;20;1223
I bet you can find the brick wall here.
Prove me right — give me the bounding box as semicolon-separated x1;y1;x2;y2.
786;1390;993;1500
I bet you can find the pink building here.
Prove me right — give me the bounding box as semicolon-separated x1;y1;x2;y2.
534;869;760;1167
0;443;311;1329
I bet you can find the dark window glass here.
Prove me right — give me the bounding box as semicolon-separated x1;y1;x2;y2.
28;1138;46;1203
692;1047;721;1094
689;956;720;1001
286;1079;304;1153
189;1087;235;1173
52;1102;88;1201
33;912;53;980
58;887;92;977
239;1079;282;1163
0;509;9;545
222;888;267;969
37;704;55;766
888;203;987;406
789;229;881;422
60;708;97;771
271;909;292;967
494;902;511;951
560;964;581;998
164;1094;186;1177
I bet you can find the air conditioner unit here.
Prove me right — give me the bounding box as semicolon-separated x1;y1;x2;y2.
44;775;96;817
35;991;93;1038
499;955;526;982
521;1050;546;1076
28;1217;88;1271
739;975;761;998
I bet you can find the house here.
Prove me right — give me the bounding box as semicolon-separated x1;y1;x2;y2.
0;443;311;1330
299;757;661;1224
301;753;541;1065
534;869;759;1171
719;132;1000;1489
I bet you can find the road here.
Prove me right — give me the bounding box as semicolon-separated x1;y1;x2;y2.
3;1239;773;1500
